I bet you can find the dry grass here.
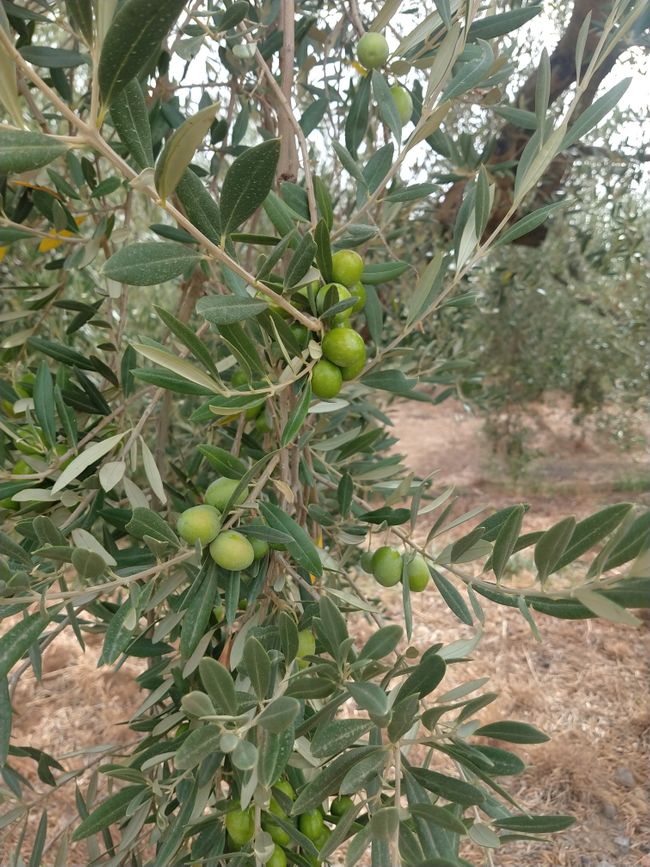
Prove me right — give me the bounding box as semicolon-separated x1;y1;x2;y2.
2;399;649;866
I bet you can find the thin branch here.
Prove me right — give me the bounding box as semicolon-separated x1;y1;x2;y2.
277;0;300;182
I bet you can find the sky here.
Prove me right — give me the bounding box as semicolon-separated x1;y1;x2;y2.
170;2;649;166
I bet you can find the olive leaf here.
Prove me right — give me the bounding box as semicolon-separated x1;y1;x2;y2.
155;102;219;200
98;0;187;109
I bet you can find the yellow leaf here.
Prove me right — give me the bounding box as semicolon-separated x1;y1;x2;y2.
0;246;7;262
38;229;74;253
37;215;86;253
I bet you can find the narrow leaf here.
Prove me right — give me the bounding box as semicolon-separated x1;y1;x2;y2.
110;79;154;169
562;78;631;150
221;139;281;233
175;168;222;243
474;720;549;744
198;657;237;715
0;613;49;680
51;431;126;493
98;0;186;108
0;129;67;174
281;382;312;447
155;102;219;200
33;361;57;449
534;517;576;581
259;502;322;576
195;295;268;326
491;505;525;581
103;242;201;286
72;786;147;841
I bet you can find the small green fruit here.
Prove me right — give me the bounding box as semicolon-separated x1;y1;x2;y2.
262;808;291;846
267;845;287;867
331;795;354;817
209;531;255;571
406;553;430;592
250;535;269;560
390;84;413;125
322;327;366;369
356;31;390;70
245;400;264;421
359;551;374;573
298;809;325;841
205;477;247;511
274;780;296;801
340;353;366;382
314;825;332;849
231;369;249;387
371;546;403;587
311;359;342;400
226;807;254;846
331;250;364;287
177;504;221;546
349;281;366;313
297;629;316;662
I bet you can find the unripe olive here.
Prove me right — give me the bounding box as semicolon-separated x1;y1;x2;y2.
406;553;430;592
311;359;343;400
250;535;269;560
371;546;403;587
356;32;390;70
225;807;254;845
298;809;325;841
231;369;249;387
321;327;366;369
267;845;287;867
390;84;413;125
317;283;353;325
349;281;366;313
209;531;255;571
359;551;374;573
176;504;221;546
331;250;364;287
331;795;355;817
205;477;247;511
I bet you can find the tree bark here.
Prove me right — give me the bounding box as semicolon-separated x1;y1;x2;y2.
277;0;300;181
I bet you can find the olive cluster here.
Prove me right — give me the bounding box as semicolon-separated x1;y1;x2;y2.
225;782;355;866
361;547;430;592
356;31;413;125
176;478;268;571
310;250;368;400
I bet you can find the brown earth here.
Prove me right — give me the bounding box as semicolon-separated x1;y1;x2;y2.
3;399;649;866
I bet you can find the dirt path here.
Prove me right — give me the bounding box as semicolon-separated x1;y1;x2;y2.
386;399;650;867
5;400;649;866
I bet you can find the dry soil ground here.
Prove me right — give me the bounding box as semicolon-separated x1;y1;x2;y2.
3;399;649;867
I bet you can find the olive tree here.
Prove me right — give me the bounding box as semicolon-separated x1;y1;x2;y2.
0;1;648;866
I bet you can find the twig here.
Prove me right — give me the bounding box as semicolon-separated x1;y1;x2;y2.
277;0;300;183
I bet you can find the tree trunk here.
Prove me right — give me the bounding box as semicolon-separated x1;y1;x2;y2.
436;0;645;245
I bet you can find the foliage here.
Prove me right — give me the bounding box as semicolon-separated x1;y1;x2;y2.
0;1;649;865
